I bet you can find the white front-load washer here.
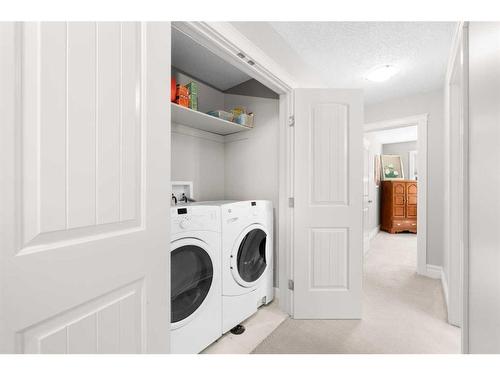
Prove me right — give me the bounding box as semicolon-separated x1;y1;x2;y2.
214;200;274;333
170;204;222;353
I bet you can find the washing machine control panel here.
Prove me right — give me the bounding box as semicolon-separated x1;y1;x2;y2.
171;206;221;234
179;217;190;229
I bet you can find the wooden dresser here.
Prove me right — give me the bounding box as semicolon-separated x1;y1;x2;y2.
380;180;417;234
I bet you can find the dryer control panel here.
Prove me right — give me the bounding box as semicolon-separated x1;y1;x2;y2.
222;200;273;228
170;206;221;234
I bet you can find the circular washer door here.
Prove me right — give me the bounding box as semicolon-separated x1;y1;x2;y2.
171;241;213;326
231;225;268;287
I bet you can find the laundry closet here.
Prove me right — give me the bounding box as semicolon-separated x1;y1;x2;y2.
170;26;280;270
171;28;279;207
169;24;281;353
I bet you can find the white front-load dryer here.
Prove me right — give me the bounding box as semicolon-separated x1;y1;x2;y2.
218;200;274;333
170;204;222;353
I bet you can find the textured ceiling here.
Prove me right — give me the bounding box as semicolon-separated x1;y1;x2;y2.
269;22;456;104
172;27;251;91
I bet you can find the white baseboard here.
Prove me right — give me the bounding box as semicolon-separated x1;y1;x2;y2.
369;226;380;240
440;268;450;313
364;226;380;256
424;264;443;279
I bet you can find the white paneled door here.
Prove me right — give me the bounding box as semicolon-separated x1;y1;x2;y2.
0;22;171;353
293;89;363;319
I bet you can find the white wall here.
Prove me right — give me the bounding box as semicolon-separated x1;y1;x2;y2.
382;141;418;180
365;89;445;266
224;95;279;203
467;22;500;354
224;94;280;286
171;125;225;201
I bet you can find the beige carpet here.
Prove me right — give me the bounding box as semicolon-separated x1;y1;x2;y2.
253;232;460;354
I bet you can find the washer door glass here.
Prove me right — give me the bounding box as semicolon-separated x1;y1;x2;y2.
237;229;267;283
171;245;213;323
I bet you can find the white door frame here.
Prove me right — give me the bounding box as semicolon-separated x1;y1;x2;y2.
169;22;296;315
444;21;469;353
408;150;418;180
363;138;372;255
364;114;428;276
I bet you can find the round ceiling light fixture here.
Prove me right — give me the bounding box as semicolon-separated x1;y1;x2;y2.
365;64;400;82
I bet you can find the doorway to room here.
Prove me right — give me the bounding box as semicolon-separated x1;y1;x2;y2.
363;115;427;275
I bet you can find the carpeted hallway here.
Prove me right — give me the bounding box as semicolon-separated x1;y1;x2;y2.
252;232;460;354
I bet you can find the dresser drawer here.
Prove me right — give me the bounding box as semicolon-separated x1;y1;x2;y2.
392;220;417;230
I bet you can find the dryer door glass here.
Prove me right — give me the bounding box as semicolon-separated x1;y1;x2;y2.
171;245;213;323
237;229;267;283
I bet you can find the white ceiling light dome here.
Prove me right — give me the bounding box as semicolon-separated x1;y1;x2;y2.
365;64;400;82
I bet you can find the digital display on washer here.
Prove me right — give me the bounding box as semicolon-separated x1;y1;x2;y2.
177;208;187;215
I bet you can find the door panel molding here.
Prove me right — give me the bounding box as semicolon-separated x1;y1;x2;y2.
17;22;144;255
310;228;349;290
310;102;349;206
19;279;144;354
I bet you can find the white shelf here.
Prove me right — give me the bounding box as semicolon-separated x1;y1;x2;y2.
171;103;252;136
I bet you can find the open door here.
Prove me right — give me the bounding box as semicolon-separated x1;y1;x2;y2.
293;89;363;319
0;22;171;353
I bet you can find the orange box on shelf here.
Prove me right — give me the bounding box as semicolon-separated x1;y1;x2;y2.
176;97;189;107
175;84;189;108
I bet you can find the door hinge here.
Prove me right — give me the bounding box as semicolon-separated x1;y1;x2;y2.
288;115;295;127
288;197;294;208
288;279;294;291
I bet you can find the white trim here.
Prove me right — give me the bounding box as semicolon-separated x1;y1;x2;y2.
369;226;380;240
425;264;442;280
363;226;379;257
408;150;418;180
278;92;294;317
364;114;428;132
364;114;428;277
444;21;469;351
461;22;470;355
441;268;450;319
